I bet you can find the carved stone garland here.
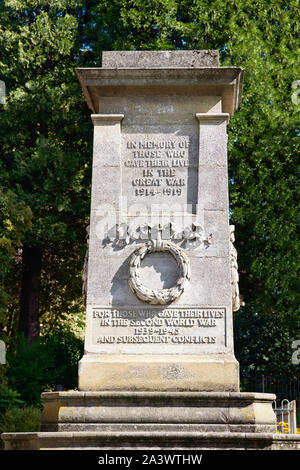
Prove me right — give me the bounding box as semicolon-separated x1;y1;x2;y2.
230;225;241;312
128;239;190;305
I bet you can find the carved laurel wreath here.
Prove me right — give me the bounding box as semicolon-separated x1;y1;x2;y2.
128;240;190;305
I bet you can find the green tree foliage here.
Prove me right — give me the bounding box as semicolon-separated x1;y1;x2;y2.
0;406;41;448
6;330;83;406
0;1;95;339
0;190;32;324
234;307;299;380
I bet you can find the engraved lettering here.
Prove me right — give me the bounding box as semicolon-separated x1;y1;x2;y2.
166;150;186;158
132;178;162;187
166;178;185;186
123;137;191;199
157;168;176;177
92;307;226;350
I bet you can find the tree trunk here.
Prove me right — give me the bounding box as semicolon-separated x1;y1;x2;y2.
19;244;43;342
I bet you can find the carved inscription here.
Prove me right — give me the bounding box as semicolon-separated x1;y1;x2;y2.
124;137;190;198
91;307;226;347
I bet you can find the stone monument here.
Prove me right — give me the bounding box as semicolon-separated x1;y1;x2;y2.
2;51;300;450
78;49;240;393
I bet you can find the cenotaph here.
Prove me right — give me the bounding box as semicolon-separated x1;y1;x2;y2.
77;49;241;393
3;51;300;450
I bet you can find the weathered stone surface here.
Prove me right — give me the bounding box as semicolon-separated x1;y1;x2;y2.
3;431;300;450
78;355;239;391
75;67;244;115
39;391;277;431
8;390;299;450
100;95;222;123
74;52;244;392
102;50;220;68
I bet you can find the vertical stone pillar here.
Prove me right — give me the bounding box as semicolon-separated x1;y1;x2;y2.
84;114;124;356
196;113;234;353
90;114;124;212
196;113;229;213
77;51;244;392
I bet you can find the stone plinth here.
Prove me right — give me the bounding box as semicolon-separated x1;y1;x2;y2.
101;50;220;68
40;391;277;434
3;391;300;450
3;432;300;450
78;354;239;392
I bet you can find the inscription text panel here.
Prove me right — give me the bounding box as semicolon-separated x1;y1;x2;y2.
88;306;227;354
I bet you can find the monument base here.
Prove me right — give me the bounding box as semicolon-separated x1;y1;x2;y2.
39;390;276;433
3;431;300;450
78;354;240;392
3;391;300;450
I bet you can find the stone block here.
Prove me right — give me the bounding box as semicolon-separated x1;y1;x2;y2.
102;50;220;68
78;355;239;391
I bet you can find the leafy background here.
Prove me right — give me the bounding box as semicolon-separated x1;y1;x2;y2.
0;1;299;427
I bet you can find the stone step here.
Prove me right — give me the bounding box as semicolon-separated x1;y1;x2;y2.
2;430;300;450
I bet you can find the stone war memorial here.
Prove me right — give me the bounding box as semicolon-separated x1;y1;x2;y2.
3;50;300;450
